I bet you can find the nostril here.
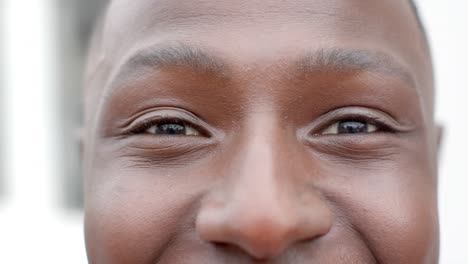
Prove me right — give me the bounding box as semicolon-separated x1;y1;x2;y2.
213;241;229;248
211;241;255;259
196;170;335;260
298;232;327;244
213;240;276;261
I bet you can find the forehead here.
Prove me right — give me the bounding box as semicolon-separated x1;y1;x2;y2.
102;0;426;57
88;0;433;117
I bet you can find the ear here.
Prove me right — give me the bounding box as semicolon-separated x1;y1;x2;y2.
75;127;84;160
435;124;444;159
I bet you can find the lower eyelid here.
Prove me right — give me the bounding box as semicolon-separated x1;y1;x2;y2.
115;137;218;167
304;133;403;159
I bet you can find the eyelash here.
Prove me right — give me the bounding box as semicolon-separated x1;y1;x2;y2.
127;111;399;137
130;118;202;135
316;115;396;136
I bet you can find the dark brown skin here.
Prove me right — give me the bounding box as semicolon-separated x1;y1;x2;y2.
83;0;440;263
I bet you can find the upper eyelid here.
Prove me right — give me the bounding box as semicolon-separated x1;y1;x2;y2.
121;108;202;130
123;107;200;126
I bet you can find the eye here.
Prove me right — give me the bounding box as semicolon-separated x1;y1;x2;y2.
321;119;377;135
143;120;201;136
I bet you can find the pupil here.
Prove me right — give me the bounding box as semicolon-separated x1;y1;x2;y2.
156;123;186;135
338;121;367;134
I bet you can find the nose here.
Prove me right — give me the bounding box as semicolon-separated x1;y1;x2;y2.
196;122;333;260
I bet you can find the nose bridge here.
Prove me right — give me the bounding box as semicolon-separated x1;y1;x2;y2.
222;113;304;255
229;112;294;209
196;112;333;260
235;113;285;197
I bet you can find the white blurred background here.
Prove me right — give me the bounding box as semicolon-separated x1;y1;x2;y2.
0;0;466;263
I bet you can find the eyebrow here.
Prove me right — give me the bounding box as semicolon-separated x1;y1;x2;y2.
297;48;415;86
110;43;416;89
120;43;227;76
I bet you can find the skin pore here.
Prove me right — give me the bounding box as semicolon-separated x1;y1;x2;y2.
83;0;440;263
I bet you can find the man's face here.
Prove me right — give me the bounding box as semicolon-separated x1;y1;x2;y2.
83;0;439;263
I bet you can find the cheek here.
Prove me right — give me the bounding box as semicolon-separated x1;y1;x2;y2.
84;163;205;264
326;161;439;263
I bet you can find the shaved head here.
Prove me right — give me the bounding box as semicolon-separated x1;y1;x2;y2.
83;1;440;263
